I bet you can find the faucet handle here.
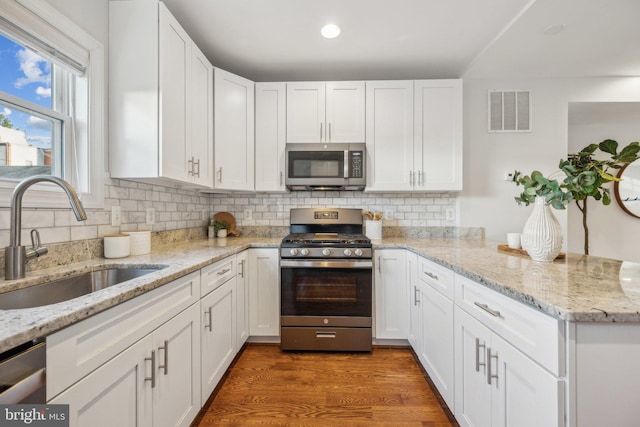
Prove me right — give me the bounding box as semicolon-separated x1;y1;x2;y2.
26;229;48;260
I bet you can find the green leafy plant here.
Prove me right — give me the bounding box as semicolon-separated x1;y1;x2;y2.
513;139;640;255
212;219;228;233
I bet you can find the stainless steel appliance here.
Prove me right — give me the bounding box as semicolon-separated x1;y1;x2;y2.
285;143;366;191
0;340;46;404
280;208;372;351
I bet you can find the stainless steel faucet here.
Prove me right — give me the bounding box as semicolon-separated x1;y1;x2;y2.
4;175;87;280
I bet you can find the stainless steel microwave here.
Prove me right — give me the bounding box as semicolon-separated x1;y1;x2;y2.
285;143;366;191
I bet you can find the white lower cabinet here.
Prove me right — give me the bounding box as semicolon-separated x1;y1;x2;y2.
374;249;409;339
248;248;280;337
407;254;455;410
236;251;250;346
200;277;236;403
454;279;563;427
407;252;421;349
51;303;201;427
419;277;454;409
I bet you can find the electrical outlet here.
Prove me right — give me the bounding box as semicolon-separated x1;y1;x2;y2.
201;210;207;220
445;207;455;221
384;209;393;220
243;209;253;220
504;171;515;181
145;207;155;225
111;206;121;227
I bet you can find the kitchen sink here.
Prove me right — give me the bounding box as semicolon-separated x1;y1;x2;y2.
0;266;166;310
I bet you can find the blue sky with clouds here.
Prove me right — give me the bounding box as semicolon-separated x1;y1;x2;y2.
0;33;53;149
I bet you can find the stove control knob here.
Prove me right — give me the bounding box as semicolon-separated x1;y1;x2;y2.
289;248;299;256
300;248;310;256
322;248;331;256
343;249;353;257
354;249;363;257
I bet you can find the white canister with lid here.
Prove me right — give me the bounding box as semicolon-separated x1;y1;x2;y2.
123;230;151;255
103;234;131;259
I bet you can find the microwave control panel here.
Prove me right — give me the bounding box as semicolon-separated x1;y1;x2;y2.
350;151;363;178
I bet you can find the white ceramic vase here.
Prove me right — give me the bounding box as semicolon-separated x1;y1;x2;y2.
521;197;563;262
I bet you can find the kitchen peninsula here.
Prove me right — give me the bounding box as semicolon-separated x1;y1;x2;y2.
1;233;638;427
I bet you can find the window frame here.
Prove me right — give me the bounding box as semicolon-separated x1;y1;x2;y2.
0;0;104;209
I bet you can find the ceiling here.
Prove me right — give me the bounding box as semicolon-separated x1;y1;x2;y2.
162;0;640;82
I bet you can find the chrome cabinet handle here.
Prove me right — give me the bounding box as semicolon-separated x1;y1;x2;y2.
409;171;414;185
239;260;245;278
320;122;323;141
329;122;332;142
194;159;200;178
377;256;382;274
158;340;169;375
424;271;439;281
145;350;156;388
418;170;422;185
280;171;283;186
217;267;231;276
188;157;194;175
204;306;212;331
217;167;222;183
474;302;502;318
487;347;499;385
475;338;486;373
414;286;420;305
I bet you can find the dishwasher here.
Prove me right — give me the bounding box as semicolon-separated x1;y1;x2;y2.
0;339;46;404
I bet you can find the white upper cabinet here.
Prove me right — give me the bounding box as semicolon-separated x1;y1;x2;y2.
255;82;287;192
414;79;463;191
214;68;255;191
109;1;213;188
365;81;415;191
365;79;462;192
286;81;365;143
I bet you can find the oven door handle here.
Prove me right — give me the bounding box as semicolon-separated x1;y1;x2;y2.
280;260;372;269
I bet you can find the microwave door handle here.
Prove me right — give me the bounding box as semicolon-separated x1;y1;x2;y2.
344;150;349;178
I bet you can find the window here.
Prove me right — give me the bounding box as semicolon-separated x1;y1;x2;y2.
0;1;104;208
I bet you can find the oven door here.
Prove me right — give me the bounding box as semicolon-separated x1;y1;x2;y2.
280;259;372;327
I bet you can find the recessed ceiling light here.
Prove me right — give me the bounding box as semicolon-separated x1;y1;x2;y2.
543;23;566;36
321;23;341;39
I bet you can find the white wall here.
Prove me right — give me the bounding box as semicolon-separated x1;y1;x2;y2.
460;77;640;260
568;102;640;261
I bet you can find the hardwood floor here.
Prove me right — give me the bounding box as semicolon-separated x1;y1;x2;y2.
194;344;456;427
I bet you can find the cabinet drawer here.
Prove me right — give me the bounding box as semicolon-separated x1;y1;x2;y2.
201;255;236;297
455;274;563;376
47;271;201;398
418;256;454;300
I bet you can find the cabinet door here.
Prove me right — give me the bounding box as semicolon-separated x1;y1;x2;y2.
326;81;365;143
255;82;287;192
490;334;562;427
407;252;422;351
286;82;326;142
159;4;190;183
365;81;414;191
153;304;201;427
248;248;280;336
374;250;409;339
236;251;250;347
50;336;153;427
190;44;213;187
214;68;255;191
414;79;462;191
455;307;492;427
420;280;455;409
200;278;236;403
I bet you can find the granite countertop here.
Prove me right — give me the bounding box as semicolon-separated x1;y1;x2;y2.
1;235;640;353
374;237;640;324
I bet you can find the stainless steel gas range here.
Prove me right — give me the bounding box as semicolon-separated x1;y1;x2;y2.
280;208;373;352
